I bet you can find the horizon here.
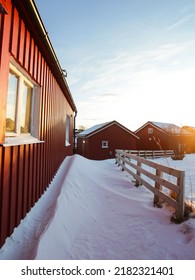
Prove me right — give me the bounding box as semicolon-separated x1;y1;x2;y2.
35;0;195;131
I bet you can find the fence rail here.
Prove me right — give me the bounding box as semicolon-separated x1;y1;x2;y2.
115;149;185;221
123;150;174;158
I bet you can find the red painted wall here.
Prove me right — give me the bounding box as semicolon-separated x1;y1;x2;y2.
135;124;194;152
136;124;170;150
0;1;75;246
77;123;138;160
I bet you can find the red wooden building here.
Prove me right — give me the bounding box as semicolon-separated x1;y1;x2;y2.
77;120;139;160
135;121;193;152
0;0;77;246
182;126;195;152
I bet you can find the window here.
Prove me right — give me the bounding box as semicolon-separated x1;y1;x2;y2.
148;128;153;134
6;66;34;135
5;61;41;144
102;141;108;148
65;115;70;146
21;82;32;133
6;71;18;133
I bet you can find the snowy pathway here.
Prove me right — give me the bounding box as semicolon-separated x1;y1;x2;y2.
1;155;195;260
35;155;195;260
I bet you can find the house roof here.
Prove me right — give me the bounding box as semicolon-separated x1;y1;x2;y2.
78;122;110;136
135;121;191;135
19;1;77;113
152;121;183;134
182;126;195;134
78;120;139;139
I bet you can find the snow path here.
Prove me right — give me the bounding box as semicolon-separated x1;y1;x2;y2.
1;154;195;260
35;155;195;260
0;156;76;260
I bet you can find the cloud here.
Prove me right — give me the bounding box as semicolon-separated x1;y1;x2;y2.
101;93;118;97
70;41;193;121
167;14;195;31
74;43;186;96
182;4;195;13
68;40;195;129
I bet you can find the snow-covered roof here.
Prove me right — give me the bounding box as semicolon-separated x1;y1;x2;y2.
182;126;195;133
78;122;111;136
77;120;139;139
135;121;192;135
151;121;191;135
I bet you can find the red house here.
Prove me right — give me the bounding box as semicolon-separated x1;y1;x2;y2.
0;0;77;246
135;121;193;152
77;120;139;160
181;126;195;152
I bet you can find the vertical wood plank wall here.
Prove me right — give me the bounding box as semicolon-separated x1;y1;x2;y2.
77;124;138;160
0;2;74;246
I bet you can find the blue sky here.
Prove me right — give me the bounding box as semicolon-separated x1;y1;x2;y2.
35;0;195;130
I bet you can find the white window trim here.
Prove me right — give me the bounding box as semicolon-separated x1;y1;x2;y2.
102;140;109;148
3;135;44;147
148;128;153;134
65;115;71;146
4;58;42;146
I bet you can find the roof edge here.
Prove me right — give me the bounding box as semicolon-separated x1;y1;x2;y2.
78;120;140;139
135;121;165;134
24;0;77;112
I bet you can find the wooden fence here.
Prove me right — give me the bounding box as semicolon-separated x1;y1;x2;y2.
123;150;174;158
115;150;185;221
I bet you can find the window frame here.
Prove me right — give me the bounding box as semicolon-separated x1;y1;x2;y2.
6;63;35;137
4;59;42;146
65;115;71;146
148;127;153;134
101;140;109;148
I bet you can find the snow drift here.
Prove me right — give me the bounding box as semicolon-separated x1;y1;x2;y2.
0;155;195;260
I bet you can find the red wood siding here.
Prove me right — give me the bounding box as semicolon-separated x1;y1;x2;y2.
135;124;194;152
0;1;75;246
136;125;169;150
77;123;137;160
0;2;11;144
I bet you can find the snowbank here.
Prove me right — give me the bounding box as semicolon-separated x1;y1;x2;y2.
0;154;195;260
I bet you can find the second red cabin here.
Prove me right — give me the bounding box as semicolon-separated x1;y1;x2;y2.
77;120;139;160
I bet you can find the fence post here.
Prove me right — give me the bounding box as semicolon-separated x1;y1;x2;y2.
121;155;125;171
135;159;142;187
153;169;162;206
115;150;119;164
175;171;185;221
116;150;121;167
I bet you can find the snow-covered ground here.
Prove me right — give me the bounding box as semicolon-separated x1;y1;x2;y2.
126;154;195;209
150;154;195;208
0;154;195;260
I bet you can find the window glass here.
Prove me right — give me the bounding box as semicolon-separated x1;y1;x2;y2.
6;71;18;132
102;141;108;148
148;128;153;134
21;82;32;133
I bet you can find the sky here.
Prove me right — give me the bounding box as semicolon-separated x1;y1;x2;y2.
35;0;195;131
